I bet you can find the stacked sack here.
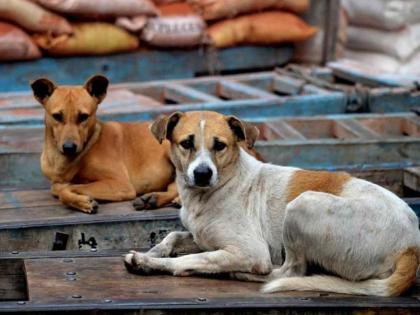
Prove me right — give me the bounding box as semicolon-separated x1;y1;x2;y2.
118;0;317;49
0;0;158;60
0;0;317;61
342;0;420;75
189;0;316;48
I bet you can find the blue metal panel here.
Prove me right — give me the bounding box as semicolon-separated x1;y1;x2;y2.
0;46;294;93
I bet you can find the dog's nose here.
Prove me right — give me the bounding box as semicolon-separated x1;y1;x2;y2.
62;141;78;156
193;164;213;187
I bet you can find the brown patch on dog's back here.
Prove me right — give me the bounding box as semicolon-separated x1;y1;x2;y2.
286;170;351;203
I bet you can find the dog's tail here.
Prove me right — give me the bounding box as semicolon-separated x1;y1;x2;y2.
261;248;419;297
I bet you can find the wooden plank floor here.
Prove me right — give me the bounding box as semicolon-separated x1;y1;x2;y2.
0;189;178;228
12;256;419;312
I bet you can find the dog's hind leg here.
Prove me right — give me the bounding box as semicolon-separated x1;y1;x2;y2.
133;181;179;210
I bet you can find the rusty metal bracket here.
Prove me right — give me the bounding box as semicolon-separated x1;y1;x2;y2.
276;65;371;113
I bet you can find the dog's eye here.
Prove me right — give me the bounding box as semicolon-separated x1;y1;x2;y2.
213;140;227;151
78;113;89;123
52;112;63;122
180;139;194;150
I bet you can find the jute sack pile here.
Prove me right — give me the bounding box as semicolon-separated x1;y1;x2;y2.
207;11;317;48
188;0;309;21
33;23;139;56
34;0;158;18
0;0;72;35
0;22;41;60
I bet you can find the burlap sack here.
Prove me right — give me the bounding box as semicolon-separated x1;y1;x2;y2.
0;0;72;35
343;50;400;73
140;2;205;47
116;2;196;33
188;0;310;21
347;23;420;61
207;11;317;48
0;22;42;61
141;15;205;47
33;23;139;56
159;2;195;15
116;16;148;33
399;50;420;75
342;0;420;31
35;0;158;18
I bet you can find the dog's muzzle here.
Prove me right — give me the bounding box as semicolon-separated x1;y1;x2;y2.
62;141;78;156
193;164;213;187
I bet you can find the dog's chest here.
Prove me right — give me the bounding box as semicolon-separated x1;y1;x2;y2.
179;205;220;251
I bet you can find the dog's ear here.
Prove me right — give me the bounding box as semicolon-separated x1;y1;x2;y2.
31;78;56;105
150;112;183;144
227;116;259;149
84;75;109;104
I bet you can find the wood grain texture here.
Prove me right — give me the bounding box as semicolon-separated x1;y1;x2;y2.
22;256;420;309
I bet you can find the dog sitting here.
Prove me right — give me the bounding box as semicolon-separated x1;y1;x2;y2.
125;110;420;296
31;75;178;213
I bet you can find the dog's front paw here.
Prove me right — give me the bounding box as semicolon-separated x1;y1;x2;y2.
124;250;154;275
133;194;158;211
168;197;181;209
72;196;98;214
146;244;171;258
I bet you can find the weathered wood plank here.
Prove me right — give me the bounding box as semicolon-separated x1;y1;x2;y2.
0;259;27;302
0;165;418;253
24;256;420;305
404;168;420;193
1;113;419;188
2;256;413;314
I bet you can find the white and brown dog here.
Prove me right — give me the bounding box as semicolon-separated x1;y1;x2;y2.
125;111;420;296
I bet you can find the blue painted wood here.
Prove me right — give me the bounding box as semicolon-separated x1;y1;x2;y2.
368;88;420;113
0;46;294;93
1;113;419;188
0;69;418;128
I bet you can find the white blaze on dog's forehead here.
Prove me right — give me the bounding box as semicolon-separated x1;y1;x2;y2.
199;119;206;148
185;118;218;186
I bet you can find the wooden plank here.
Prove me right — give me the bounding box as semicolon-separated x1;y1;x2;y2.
404;168;420;193
2;255;415;314
1;113;420;188
0;192;182;251
0;259;27;302
23;256;420;308
0;195;178;229
272;75;305;95
164;83;220;103
336;120;381;139
218;80;278;100
264;121;306;140
0;165;418;253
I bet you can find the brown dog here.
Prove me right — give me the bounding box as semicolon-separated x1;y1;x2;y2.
31;75;178;213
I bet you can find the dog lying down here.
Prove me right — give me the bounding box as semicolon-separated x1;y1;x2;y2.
125;111;420;296
31;76;262;213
